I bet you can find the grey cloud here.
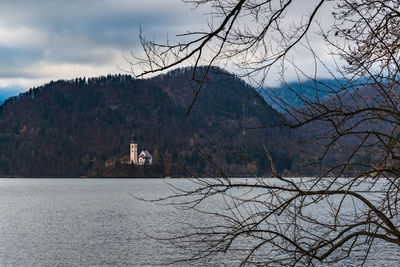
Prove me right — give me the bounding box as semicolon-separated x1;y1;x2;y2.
0;0;333;90
0;0;188;38
0;46;43;67
0;0;186;51
0;0;202;87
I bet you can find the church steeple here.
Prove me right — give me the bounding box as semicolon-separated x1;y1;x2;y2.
130;132;136;144
130;132;138;165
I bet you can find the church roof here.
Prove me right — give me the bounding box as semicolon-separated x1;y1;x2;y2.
139;150;152;158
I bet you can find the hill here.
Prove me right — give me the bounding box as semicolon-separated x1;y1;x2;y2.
0;67;294;177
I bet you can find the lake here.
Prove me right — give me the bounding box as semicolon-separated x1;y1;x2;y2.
0;178;224;266
0;178;399;266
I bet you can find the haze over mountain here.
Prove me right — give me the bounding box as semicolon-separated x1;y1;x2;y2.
262;79;349;112
0;87;22;104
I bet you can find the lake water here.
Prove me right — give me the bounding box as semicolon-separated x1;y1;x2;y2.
0;178;399;266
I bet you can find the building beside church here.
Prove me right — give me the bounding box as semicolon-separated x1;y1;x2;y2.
138;150;153;165
130;134;152;165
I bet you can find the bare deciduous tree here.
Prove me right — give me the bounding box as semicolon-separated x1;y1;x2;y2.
133;0;400;265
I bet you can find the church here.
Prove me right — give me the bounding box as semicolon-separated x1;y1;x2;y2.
130;134;153;165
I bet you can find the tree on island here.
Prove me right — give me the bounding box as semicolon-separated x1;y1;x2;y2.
132;0;400;265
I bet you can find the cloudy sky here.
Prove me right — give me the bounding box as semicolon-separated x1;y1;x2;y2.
0;0;337;96
0;0;209;94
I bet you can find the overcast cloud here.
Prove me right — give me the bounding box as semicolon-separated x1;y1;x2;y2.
0;0;206;91
0;0;339;94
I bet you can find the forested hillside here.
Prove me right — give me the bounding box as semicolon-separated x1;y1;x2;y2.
0;67;295;177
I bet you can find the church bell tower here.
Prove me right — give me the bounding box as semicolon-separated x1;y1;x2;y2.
130;133;138;165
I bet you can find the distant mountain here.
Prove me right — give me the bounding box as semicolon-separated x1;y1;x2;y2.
272;79;392;175
0;67;295;177
0;88;22;104
261;79;352;111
